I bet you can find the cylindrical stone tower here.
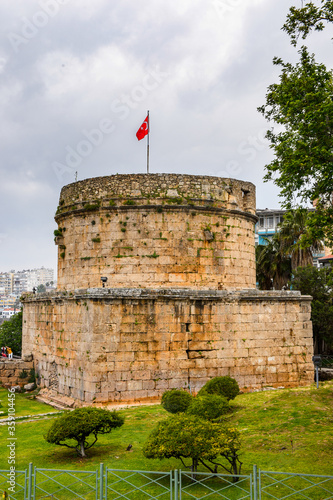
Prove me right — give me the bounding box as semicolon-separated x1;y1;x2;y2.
22;173;314;404
54;174;257;291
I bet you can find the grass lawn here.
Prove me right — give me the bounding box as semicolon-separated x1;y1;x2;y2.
0;382;332;475
0;388;60;419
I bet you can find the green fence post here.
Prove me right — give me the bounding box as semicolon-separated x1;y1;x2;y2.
27;463;33;500
174;470;178;500
253;464;258;500
99;463;104;500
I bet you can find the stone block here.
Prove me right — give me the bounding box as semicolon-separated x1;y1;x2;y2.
132;370;151;380
155;379;169;390
22;354;33;362
115;380;127;391
266;373;278;383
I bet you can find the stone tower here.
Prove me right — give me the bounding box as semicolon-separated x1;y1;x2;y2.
22;174;314;404
54;174;256;290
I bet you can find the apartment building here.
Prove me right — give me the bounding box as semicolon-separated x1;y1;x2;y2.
255;209;285;246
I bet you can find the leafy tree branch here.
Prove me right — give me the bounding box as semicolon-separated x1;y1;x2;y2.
283;1;333;46
259;46;333;245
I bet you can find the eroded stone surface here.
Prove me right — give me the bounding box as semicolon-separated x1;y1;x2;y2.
0;359;34;388
22;288;313;403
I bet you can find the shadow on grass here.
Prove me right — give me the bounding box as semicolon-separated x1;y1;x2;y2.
42;442;126;466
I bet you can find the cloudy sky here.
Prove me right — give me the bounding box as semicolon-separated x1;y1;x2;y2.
0;0;331;274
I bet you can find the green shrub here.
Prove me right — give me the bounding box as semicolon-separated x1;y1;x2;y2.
161;389;193;414
146;251;159;259
167;197;183;204
198;376;240;401
83;202;100;211
186;394;230;421
28;368;36;384
45;407;124;457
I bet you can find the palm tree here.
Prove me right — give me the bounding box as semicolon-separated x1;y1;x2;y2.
256;236;291;290
278;208;323;270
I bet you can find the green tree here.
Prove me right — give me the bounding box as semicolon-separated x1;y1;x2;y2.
256;236;291;290
278;208;323;270
256;209;323;290
45;407;124;457
143;413;242;478
291;265;333;353
259;0;333;246
37;284;46;293
283;1;333;46
0;311;22;355
259;47;333;242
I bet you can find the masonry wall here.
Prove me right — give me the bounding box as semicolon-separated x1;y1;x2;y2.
0;359;34;388
22;289;314;403
54;175;257;291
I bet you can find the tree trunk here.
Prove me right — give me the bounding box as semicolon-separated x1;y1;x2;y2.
231;457;240;483
79;439;86;457
191;458;198;480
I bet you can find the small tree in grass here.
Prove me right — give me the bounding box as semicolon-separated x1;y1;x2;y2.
198;376;240;401
143;413;242;479
45;407;124;457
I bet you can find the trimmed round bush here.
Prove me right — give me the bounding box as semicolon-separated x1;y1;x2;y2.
186;394;230;421
161;389;193;414
198;376;240;401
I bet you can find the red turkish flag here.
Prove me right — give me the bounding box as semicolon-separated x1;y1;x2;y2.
136;115;149;141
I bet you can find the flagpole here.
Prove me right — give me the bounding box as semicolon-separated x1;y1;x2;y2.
147;110;149;174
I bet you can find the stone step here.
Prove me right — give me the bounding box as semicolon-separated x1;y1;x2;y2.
47;395;74;407
36;396;71;411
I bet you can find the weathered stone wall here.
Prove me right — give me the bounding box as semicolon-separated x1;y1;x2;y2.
22;289;313;403
0;359;34;388
54;175;257;291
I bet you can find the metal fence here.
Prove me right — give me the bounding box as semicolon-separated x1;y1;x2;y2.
178;469;252;500
34;467;98;500
259;470;333;500
320;355;333;368
1;465;332;500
